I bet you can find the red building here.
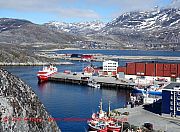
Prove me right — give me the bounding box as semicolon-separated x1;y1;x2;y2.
81;55;94;61
117;62;180;82
83;65;95;76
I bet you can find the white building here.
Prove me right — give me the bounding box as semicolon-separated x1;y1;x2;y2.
103;60;118;76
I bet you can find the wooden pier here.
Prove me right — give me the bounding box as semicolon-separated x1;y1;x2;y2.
48;72;135;89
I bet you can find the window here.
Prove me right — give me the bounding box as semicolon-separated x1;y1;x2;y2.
177;97;180;100
177;107;180;111
177;102;180;106
170;101;173;105
178;92;180;96
171;96;173;100
170;106;173;110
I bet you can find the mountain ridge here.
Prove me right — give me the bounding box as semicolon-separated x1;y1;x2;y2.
1;6;180;50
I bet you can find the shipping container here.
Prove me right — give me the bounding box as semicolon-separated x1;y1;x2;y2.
146;63;155;76
136;63;145;76
117;67;126;74
170;64;177;73
126;63;136;75
156;70;164;77
112;71;117;76
164;70;171;77
156;63;164;71
164;64;171;71
170;73;177;78
178;64;180;77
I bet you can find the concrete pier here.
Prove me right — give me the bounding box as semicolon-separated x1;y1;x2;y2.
48;72;135;89
115;105;180;132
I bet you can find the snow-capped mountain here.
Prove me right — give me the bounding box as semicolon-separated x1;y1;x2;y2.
99;8;180;48
103;8;180;32
44;21;105;35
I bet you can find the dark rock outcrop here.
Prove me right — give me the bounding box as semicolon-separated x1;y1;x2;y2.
0;18;81;44
0;68;61;132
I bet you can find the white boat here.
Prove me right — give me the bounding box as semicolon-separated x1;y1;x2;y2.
37;64;57;82
87;79;100;88
133;84;163;96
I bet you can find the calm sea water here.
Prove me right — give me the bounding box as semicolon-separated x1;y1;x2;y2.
57;49;180;57
3;50;180;132
3;62;130;132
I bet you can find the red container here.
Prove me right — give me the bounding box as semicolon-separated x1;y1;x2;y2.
156;63;163;71
117;67;126;74
170;74;177;78
112;71;117;75
170;64;177;73
136;63;145;75
126;63;136;75
164;70;171;77
146;63;155;76
164;64;171;71
178;64;180;77
156;70;163;77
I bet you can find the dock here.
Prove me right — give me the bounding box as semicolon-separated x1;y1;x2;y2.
48;72;135;89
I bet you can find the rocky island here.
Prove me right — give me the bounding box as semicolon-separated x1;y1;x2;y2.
0;68;60;132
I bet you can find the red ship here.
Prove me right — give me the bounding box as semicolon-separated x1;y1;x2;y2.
88;100;122;132
37;65;57;82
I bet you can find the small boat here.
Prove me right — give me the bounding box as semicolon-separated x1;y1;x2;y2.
87;120;108;132
37;64;57;82
133;85;163;96
87;79;100;88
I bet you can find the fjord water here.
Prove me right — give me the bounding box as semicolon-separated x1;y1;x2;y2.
4;61;130;132
57;49;180;57
3;50;180;132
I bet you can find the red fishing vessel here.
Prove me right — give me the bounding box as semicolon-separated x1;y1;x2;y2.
37;64;57;82
88;100;122;132
107;121;121;132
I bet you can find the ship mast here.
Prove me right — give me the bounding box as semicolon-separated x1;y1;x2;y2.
108;101;111;117
99;99;103;114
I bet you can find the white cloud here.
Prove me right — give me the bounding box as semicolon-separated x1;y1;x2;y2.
87;0;161;9
0;0;100;19
169;0;180;8
0;0;174;20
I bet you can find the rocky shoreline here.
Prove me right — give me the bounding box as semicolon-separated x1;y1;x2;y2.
0;68;61;132
0;62;73;66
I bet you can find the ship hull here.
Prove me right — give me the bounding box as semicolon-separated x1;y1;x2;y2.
88;126;107;132
107;126;121;132
37;75;49;82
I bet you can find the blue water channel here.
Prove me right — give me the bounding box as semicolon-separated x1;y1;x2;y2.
3;61;130;132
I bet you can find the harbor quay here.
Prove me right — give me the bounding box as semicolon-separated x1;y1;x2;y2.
114;105;180;132
48;72;135;89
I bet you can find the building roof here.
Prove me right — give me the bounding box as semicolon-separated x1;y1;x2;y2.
163;83;180;91
127;60;180;64
103;60;118;63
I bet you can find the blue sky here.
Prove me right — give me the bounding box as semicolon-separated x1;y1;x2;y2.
0;0;174;24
